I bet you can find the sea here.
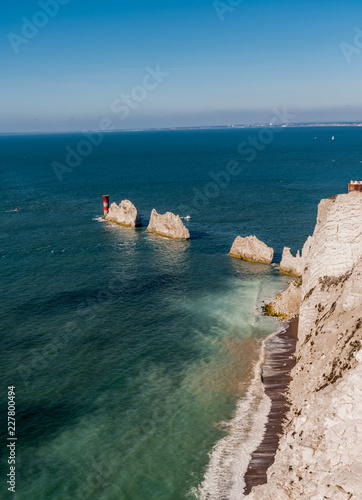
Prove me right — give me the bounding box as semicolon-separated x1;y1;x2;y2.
1;127;361;500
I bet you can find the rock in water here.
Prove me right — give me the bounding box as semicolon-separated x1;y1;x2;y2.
146;209;190;240
229;235;274;263
105;200;142;228
279;247;303;276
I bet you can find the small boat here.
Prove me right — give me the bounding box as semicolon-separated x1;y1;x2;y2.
332;136;335;140
184;215;191;220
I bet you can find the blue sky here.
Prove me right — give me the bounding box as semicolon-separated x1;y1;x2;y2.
1;0;362;132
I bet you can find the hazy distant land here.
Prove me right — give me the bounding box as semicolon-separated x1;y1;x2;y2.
2;122;362;136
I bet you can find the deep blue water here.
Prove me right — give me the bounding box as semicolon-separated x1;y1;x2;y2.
0;127;361;499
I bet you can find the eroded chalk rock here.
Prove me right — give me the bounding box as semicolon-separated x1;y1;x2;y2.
146;209;190;240
280;247;303;277
229;235;274;264
264;277;303;319
105;200;142;228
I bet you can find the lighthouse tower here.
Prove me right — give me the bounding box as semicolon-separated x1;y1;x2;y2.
103;195;110;217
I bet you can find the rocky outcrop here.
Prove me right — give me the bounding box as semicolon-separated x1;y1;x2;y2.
105;200;142;228
246;191;362;499
263;277;302;320
146;209;190;240
229;236;274;264
279;247;302;276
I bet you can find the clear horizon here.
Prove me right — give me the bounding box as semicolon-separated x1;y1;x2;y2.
2;0;362;133
2;120;362;137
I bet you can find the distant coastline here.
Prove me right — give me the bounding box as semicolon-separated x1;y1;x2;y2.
1;122;362;136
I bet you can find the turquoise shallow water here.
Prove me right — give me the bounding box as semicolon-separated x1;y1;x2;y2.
1;127;361;499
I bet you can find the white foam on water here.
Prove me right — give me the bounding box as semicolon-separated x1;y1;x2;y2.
194;325;286;500
178;277;267;338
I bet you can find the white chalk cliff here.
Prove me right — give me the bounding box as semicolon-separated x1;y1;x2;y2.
246;192;362;499
105;200;142;228
229;235;274;264
146;209;190;240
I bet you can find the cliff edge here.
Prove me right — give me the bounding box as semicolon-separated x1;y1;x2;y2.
247;192;362;499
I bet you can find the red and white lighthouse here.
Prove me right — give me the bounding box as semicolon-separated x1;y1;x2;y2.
103;195;110;217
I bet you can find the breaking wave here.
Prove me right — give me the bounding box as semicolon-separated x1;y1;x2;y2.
194;326;285;500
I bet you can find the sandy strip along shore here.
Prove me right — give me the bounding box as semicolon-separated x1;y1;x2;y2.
243;318;298;495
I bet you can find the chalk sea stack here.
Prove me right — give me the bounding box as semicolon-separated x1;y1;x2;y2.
229;235;274;264
279;247;303;276
105;200;142;228
146;209;190;240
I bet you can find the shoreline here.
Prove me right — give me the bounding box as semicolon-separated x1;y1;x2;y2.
244;193;362;498
244;318;298;495
197;317;297;499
